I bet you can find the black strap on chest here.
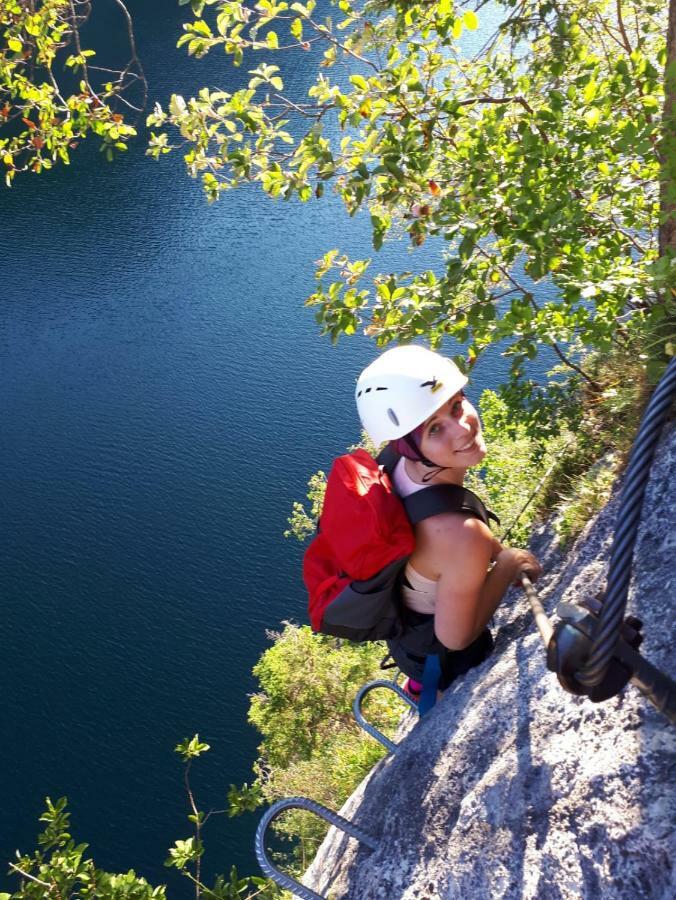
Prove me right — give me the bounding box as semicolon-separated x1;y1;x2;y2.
377;444;500;529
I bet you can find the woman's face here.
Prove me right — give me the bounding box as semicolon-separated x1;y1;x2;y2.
418;390;486;468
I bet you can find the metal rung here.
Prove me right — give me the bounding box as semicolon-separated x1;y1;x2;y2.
353;679;418;754
255;796;378;900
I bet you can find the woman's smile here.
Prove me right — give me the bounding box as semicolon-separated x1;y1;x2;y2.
456;434;478;453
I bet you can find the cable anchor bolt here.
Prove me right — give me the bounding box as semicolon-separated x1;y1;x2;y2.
546;600;644;703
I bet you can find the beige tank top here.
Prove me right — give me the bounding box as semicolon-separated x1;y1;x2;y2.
392;457;437;614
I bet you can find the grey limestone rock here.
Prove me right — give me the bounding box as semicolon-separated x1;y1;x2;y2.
301;425;675;900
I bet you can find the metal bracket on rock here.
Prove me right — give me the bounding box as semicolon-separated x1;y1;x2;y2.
547;600;642;702
353;679;419;754
255;797;378;900
522;576;676;723
544;597;676;723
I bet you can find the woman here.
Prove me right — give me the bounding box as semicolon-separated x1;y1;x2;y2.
356;345;541;701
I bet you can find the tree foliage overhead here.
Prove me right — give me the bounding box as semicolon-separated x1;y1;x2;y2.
0;0;144;183
148;0;673;413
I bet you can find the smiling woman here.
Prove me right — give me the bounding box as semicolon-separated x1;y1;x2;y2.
356;346;542;700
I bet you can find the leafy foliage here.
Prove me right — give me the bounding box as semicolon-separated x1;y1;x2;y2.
464;388;573;546
554;453;617;545
175;733;211;761
149;0;673;401
226;782;264;817
283;469;326;541
1;797;165;900
4;746;281;900
1;0;144;183
165;736;282;898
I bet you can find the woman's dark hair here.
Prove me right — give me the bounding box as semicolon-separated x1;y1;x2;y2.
390;423;425;461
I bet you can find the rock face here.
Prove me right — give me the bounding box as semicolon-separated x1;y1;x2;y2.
302;425;675;900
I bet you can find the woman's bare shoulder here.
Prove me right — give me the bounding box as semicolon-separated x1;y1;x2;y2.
416;511;494;546
411;513;494;583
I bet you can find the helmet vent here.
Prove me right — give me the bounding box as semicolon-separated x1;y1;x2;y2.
376;386;388;391
387;408;399;426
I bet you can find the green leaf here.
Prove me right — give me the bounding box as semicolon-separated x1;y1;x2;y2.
175;734;211;760
165;837;202;869
584;107;601;127
463;11;479;30
583;79;598;103
266;31;279;49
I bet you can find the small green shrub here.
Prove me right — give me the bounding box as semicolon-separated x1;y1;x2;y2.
555;455;618;545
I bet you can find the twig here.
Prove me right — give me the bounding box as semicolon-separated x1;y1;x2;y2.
183;761;202;900
112;0;148;113
68;0;95;97
271;93;326;119
474;246;598;386
306;16;379;71
9;864;54;890
550;341;598;386
615;0;634;55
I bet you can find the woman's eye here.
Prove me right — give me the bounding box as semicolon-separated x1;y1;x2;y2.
428;423;440;436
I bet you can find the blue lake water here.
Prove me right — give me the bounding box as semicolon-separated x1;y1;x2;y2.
0;1;539;894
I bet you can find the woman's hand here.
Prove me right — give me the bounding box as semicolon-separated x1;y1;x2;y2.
497;547;542;586
490;537;504;561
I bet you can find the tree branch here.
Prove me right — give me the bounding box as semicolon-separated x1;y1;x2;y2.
9;864;54;890
615;0;634;56
112;0;148;113
306;17;379;71
183;761;202;900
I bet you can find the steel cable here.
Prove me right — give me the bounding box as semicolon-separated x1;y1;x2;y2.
577;357;676;687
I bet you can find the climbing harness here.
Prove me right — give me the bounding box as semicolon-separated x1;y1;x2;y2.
524;357;676;722
419;653;442;716
255;797;378;900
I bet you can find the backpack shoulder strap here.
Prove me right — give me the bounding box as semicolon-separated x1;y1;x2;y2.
403;483;500;528
376;443;400;475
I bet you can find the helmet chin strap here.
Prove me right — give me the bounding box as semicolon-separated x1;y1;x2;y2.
403;434;447;482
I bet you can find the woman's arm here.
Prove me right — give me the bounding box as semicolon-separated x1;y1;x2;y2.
417;515;541;650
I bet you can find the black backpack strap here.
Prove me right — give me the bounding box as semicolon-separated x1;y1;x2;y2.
403;483;499;528
376;443;400;476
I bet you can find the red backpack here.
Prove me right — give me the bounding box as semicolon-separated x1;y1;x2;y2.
303;447;496;643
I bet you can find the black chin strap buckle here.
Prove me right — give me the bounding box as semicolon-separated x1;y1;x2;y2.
546;599;644;703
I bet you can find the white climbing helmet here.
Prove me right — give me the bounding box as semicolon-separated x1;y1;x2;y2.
355;345;468;446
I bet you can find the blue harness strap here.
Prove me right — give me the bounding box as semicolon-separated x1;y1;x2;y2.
419;653;442;716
